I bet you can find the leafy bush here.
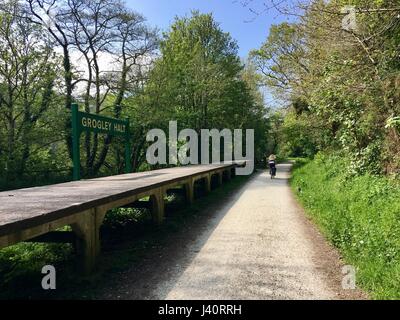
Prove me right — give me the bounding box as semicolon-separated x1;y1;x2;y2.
0;242;74;299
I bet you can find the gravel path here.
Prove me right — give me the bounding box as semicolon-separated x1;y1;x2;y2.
99;164;366;300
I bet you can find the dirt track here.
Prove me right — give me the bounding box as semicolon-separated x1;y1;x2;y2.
98;164;366;300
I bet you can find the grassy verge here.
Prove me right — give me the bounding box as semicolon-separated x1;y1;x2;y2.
290;153;400;299
0;173;252;299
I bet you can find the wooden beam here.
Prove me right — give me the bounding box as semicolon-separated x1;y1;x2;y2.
150;191;165;225
166;188;185;196
122;200;151;209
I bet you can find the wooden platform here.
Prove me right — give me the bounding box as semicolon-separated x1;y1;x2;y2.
0;163;242;273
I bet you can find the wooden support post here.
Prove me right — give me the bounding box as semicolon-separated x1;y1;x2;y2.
204;174;211;193
71;209;98;275
218;172;223;185
231;167;236;179
226;169;232;180
95;207;107;256
184;180;194;204
70;207;106;274
150;190;165;224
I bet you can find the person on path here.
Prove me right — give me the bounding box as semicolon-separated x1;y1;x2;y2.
268;154;277;178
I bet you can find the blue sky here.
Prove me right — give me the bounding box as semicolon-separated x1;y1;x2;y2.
125;0;289;58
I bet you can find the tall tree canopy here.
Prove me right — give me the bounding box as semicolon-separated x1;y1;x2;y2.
252;0;400;175
141;12;268;163
0;0;158;187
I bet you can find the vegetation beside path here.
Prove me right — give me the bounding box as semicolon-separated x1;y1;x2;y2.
291;154;400;299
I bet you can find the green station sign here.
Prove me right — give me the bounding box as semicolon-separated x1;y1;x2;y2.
71;103;131;180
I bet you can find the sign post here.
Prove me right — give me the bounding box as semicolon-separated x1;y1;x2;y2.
71;103;131;181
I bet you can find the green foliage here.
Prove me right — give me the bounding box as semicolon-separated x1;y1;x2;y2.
103;207;150;230
266;108;331;159
280;110;322;157
140;11;269;165
385;116;400;130
142;11;240;128
251;0;400;175
0;242;74;298
0;0;66;186
291;153;400;299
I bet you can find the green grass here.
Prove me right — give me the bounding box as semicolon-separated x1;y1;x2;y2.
0;174;252;299
290;153;400;299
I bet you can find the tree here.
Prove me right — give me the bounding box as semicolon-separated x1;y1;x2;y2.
140;11;268;164
25;0;158;177
0;0;62;181
251;0;400;174
94;7;158;174
26;0;77;159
